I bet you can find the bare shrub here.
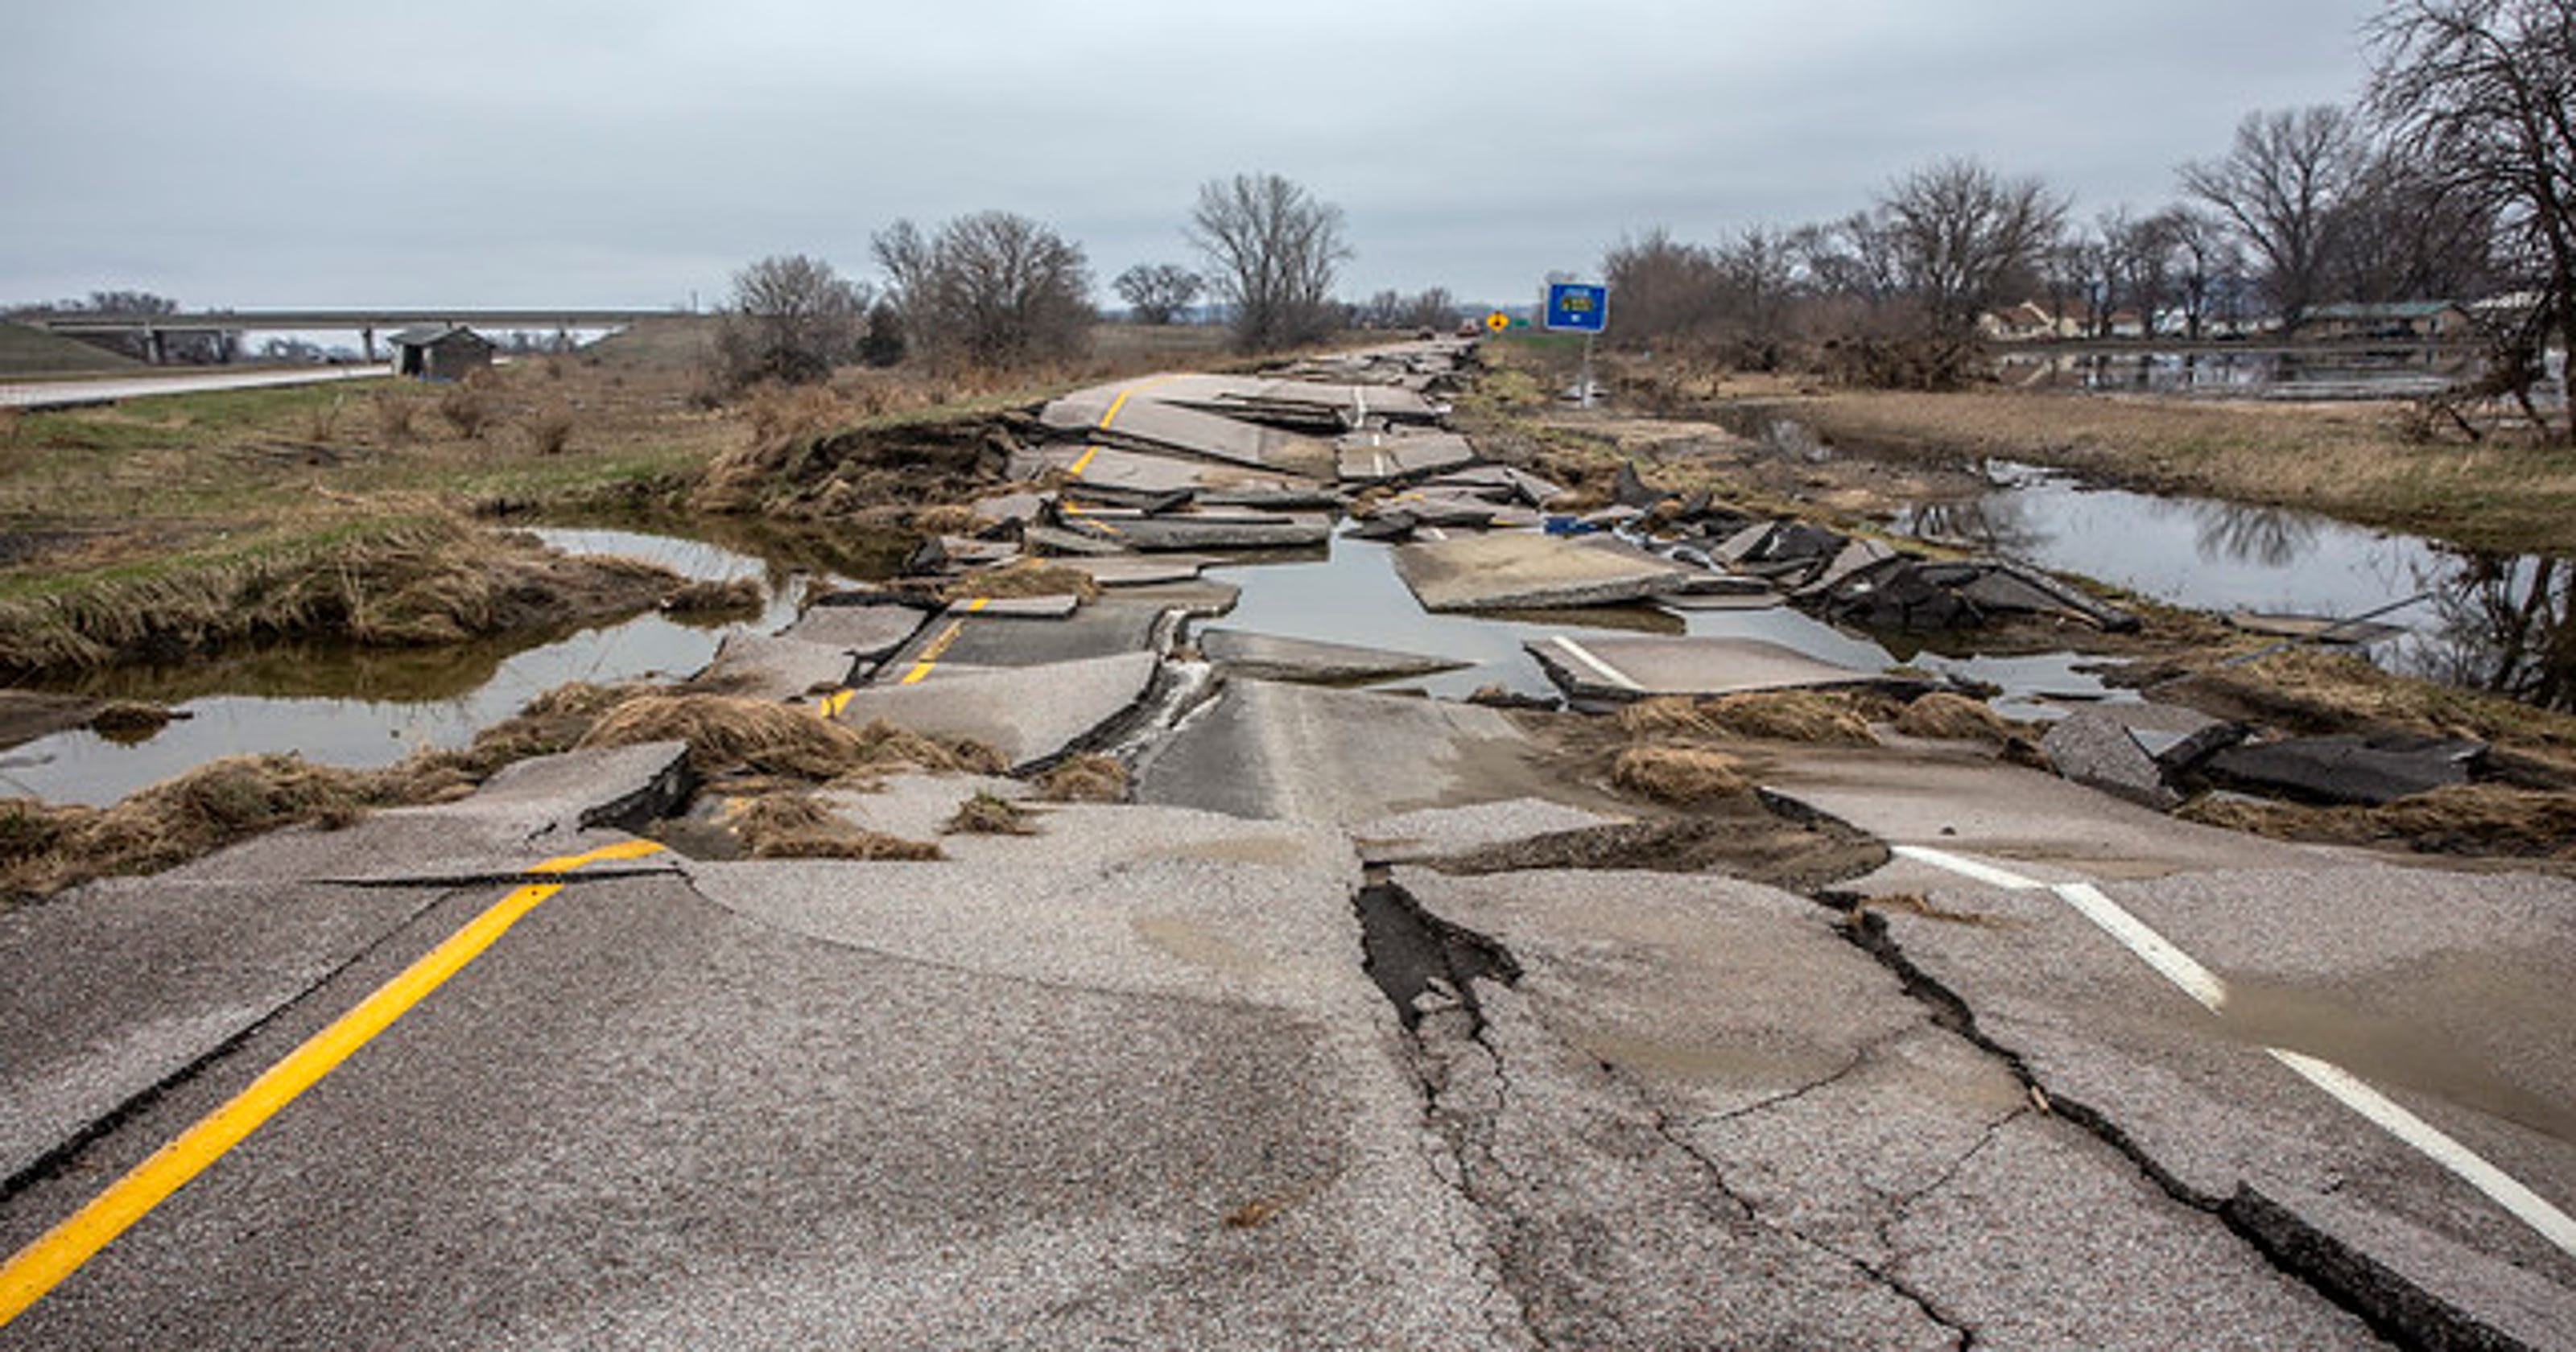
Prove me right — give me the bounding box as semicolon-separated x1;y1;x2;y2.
439;380;493;439
370;391;418;444
713;253;870;389
874;212;1094;371
522;406;576;455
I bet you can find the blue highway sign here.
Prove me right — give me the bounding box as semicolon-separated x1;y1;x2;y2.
1543;282;1608;333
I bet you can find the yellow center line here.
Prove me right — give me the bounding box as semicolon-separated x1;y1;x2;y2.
1067;445;1100;476
0;838;667;1330
897;603;982;686
1061;501;1123;536
814;687;856;718
1094;373;1179;431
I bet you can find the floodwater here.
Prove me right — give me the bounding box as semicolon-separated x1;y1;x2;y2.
1899;459;2576;704
1209;534;2121;715
0;527;859;806
1992;347;2474;400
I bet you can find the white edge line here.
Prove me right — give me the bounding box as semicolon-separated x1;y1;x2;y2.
2269;1049;2576;1258
1897;842;2576;1261
1890;843;2043;892
1546;636;1643;692
2050;882;2228;1013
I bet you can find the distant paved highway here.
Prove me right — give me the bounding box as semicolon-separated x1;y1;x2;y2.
0;365;394;410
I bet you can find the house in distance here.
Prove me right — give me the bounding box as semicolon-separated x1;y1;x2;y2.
389;324;495;380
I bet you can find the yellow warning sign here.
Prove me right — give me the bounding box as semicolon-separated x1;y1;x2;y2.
1484;311;1509;332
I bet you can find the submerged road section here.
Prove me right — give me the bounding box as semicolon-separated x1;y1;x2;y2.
3;340;2572;1349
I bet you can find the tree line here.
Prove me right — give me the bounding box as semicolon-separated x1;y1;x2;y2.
711;171;1380;390
1598;0;2574;435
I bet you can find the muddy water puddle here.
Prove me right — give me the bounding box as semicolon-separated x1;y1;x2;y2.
1;527;864;806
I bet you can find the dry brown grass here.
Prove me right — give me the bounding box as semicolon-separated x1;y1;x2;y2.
2;755;380;899
908;504;984;537
1611;744;1749;803
578;697;1001;780
730;792;944;860
1894;691;2021;743
939;559;1100;602
0;518;680;673
2178;784;2576;858
2165;647;2576;761
660;577;764;614
1034;753;1128;802
1614;691;1876;745
944;790;1039;835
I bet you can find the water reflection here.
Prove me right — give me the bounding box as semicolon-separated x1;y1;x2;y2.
2180;501;2318;570
1994;348;2473;399
2414;555;2576;710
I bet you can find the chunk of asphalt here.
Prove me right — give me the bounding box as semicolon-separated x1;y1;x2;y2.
2039;710;2181;810
1391;532;1699;612
778;602;931;663
1196;628;1470;685
828;651;1158;772
700;633;862;702
2203;734;2483;806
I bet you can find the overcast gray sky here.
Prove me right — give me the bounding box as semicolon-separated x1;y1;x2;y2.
0;0;2380;311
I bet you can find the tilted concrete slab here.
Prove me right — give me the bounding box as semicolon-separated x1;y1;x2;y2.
1335;431;1479;484
878;596;1165;674
829;650;1158;769
1870;862;2576;1349
943;593;1081;620
1134;678;1586;825
1197;627;1469;685
1525;633;1887;703
1050;554;1216;587
1007;443;1316;500
1051;508;1334;552
1392;532;1701;612
1039;385;1337;477
700;632;860;701
776;600;930;662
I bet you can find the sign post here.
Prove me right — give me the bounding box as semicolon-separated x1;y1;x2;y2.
1542;282;1608;407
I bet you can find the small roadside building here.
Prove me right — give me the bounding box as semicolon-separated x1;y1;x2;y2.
2303;301;2475;342
389;324;496;380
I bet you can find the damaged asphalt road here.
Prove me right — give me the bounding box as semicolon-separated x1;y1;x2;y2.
5;340;2574;1349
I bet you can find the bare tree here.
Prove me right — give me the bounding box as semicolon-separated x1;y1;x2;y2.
1602;229;1725;344
1114;263;1203;324
874;212;1095;370
2166;207;2248;339
712;254;869;387
1188;173;1352;352
1399;286;1459;331
2369;0;2576;440
2180;105;2370;332
2330;146;2499;303
1356;289;1408;329
1876;158;2067;340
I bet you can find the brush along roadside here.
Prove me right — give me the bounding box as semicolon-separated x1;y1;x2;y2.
0;679;1019;902
0;517;685;675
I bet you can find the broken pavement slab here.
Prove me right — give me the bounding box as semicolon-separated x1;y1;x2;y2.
1008;443;1317;501
2040;708;2185;810
1389;866;2384;1350
699;632;861;702
828;650;1158;769
777;598;932;662
1134;677;1583;825
2203;732;2483;806
1039;383;1337;477
1334;431;1479;484
1392;531;1701;612
1525;633;1899;704
1196;627;1470;685
1868;862;2576;1350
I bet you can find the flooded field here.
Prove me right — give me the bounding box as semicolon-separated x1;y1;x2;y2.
1994;346;2473;400
0;528;855;806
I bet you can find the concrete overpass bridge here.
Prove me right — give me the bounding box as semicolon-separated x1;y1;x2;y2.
20;309;671;363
